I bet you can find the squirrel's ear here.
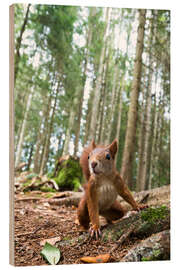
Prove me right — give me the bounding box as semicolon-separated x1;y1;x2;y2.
90;139;96;149
108;139;118;159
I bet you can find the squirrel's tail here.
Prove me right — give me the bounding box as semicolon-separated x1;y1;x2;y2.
80;140;96;181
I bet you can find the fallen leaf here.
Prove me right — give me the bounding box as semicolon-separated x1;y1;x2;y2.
80;253;110;263
40;236;61;246
40;242;61;265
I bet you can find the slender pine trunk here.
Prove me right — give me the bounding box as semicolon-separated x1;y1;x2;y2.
15;85;34;167
89;7;110;141
15;4;31;83
137;11;154;191
39;83;59;175
121;9;146;188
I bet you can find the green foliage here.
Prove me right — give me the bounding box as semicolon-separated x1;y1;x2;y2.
14;4;170;189
40;242;61;265
141;206;169;225
53;158;83;191
40;186;56;193
141;249;161;261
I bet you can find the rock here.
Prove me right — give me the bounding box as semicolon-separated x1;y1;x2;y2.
122;230;170;262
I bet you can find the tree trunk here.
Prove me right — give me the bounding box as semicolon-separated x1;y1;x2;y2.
88;7;110;141
62;91;80;156
33;95;52;173
105;63;119;144
40;84;59;175
115;83;123;166
15;4;31;83
74;9;96;155
115;26;131;167
121;9;146;188
99;47;111;144
15;86;34;167
136;73;146;191
26;142;34;171
97;63;107;144
137;11;154;191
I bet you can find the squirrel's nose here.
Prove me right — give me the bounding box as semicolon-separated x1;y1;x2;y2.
91;161;97;169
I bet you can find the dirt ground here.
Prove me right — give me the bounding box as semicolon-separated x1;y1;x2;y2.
14;193;142;266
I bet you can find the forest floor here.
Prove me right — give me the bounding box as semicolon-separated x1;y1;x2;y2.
14;185;170;266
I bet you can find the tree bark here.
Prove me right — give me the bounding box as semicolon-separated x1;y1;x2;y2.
33;94;52;173
115;25;131;167
137;11;154;191
88;7;110;141
121;9;146;188
15;85;34;167
105;63;119;144
26;142;34;171
99;47;111;144
15;4;31;83
73;9;96;155
40;83;59;175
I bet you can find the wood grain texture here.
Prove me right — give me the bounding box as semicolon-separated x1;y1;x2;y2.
9;4;15;265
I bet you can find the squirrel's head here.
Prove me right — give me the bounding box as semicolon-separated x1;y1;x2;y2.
88;139;117;177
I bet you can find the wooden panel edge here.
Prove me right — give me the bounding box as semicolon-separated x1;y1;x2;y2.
9;4;15;266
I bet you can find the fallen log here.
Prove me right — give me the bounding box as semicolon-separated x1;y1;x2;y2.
42;185;170;209
57;206;170;253
101;205;170;243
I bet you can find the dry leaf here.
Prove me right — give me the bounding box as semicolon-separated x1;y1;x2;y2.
40;236;61;246
80;254;110;263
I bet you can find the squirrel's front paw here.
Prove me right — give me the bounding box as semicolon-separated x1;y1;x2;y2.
133;204;148;211
89;225;101;240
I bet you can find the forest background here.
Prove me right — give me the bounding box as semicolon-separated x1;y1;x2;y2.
14;3;170;191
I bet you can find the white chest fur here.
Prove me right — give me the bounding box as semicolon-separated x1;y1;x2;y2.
97;182;118;210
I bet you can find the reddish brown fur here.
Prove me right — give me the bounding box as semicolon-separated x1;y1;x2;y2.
80;140;111;181
77;139;147;234
80;141;95;181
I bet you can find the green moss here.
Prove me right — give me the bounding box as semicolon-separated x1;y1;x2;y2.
62;236;71;241
102;229;111;242
102;229;123;242
44;193;54;198
22;179;32;188
53;158;83;191
40;186;56;192
112;230;123;241
141;249;161;261
141;206;169;225
141;256;151;261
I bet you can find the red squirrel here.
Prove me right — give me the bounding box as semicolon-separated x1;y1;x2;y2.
77;139;147;239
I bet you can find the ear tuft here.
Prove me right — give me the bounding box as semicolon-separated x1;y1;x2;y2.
90;139;96;150
108;139;118;159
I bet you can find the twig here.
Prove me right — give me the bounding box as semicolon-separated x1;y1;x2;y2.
110;224;137;253
15;197;43;202
15;227;41;237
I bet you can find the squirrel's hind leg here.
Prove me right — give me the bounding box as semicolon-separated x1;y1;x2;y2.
77;195;90;229
100;200;125;223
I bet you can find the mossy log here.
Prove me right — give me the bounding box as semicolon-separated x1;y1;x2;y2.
57;206;170;252
101;206;170;242
52;155;83;191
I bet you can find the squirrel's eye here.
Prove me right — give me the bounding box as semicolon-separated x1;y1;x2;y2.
88;155;90;159
106;153;111;160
